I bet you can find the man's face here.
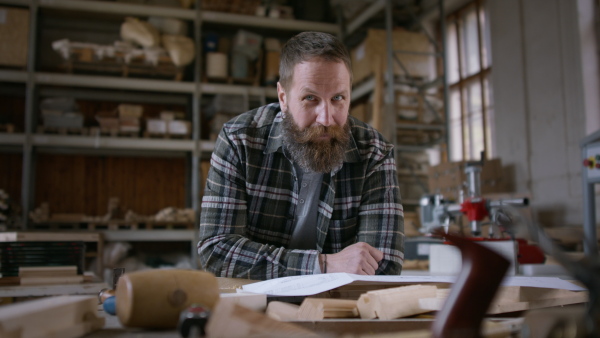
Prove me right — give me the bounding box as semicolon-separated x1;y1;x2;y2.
277;59;351;131
277;59;352;173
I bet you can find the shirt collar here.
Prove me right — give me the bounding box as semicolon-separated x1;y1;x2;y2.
264;106;362;165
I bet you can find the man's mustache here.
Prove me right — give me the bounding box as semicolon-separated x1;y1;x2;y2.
296;124;346;143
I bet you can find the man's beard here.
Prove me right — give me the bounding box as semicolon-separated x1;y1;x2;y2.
281;111;351;173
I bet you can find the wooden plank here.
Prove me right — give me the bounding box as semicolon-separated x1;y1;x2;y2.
19;266;77;277
357;284;437;320
0;231;101;242
0;295;104;338
296;298;359;321
20;275;85;286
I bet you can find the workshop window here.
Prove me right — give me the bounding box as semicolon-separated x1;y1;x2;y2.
445;0;493;161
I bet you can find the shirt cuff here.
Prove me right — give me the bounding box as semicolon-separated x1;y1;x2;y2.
313;254;321;274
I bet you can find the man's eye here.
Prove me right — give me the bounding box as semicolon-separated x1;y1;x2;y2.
305;95;315;101
333;95;343;101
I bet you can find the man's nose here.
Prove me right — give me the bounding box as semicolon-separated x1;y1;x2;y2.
315;101;334;126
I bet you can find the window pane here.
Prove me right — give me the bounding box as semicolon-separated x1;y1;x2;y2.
446;20;460;84
449;89;463;161
466;81;483;160
444;1;493;163
450;119;463;162
461;7;480;77
469;113;485;160
479;5;491;69
462;87;471;159
484;75;494;158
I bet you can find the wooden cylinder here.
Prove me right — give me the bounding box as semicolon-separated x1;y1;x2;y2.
116;269;220;329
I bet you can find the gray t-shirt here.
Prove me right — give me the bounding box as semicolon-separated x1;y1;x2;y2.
288;162;323;250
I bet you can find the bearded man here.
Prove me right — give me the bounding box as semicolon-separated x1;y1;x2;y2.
198;31;404;280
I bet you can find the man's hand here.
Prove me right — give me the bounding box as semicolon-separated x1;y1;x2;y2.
322;242;384;275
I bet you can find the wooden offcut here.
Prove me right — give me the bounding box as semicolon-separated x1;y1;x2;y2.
0;295;104;338
266;301;300;321
296;298;359;321
207;301;319;338
357;284;437;320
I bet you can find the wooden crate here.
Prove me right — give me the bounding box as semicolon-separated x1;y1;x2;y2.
428;158;507;200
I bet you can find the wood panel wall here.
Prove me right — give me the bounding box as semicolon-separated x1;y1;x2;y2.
0;153;23;204
0;94;26;131
35;154;186;216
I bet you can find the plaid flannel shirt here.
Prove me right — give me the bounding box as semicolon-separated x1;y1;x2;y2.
198;103;404;280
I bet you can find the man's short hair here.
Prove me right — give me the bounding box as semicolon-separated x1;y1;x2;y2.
279;31;352;90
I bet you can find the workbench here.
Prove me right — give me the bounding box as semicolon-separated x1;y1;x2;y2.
0;273;588;337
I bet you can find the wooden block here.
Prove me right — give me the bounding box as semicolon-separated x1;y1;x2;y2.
206;301;319;338
296;298;359;321
19;266;78;278
266;301;300;321
0;295;104;338
357;284;437;320
219;292;267;312
20;275;84;286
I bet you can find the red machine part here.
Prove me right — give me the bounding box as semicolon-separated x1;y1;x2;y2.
516;238;546;264
460;198;489;222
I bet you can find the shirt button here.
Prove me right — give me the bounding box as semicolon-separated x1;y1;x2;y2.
302;183;307;188
299;199;305;204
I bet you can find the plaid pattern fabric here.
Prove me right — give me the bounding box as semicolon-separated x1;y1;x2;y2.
199;103;404;280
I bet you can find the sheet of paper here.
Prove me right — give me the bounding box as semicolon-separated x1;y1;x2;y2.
241;273;585;296
241;273;356;296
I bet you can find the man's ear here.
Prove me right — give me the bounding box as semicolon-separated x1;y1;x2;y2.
277;82;287;112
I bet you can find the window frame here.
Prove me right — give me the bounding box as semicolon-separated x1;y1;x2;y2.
444;0;493;161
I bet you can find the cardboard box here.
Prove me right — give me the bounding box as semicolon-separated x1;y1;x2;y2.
167;120;191;135
117;104;143;118
146;119;167;134
263;51;279;85
351;29;431;85
0;7;29;67
146;119;190;135
428;158;507;200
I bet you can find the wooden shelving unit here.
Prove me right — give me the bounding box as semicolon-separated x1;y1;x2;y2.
0;0;338;269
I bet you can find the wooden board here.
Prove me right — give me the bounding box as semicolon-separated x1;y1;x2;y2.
0;295;104;338
19;266;78;278
20;275;85;286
